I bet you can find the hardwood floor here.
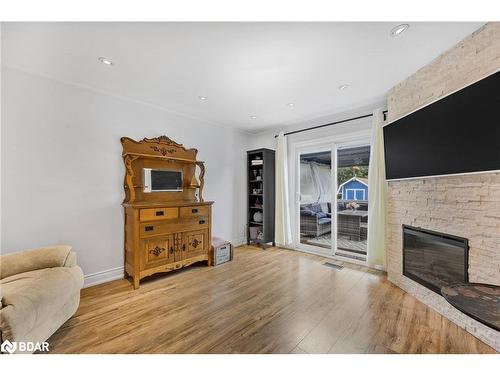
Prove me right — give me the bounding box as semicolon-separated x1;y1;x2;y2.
47;246;496;354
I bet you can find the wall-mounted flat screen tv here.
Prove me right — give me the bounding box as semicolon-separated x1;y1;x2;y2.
383;71;500;180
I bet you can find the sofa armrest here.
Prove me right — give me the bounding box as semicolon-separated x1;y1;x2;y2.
63;251;77;268
0;245;73;280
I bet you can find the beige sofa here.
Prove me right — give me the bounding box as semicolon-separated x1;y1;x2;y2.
0;246;84;353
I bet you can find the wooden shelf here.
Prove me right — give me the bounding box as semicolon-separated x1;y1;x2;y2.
249;221;264;225
249;179;263;183
250;206;263;209
249;194;263;196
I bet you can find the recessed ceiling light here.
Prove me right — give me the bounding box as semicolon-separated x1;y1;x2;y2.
198;96;207;101
287;103;295;107
98;57;113;66
390;24;410;37
250;116;258;120
338;84;349;91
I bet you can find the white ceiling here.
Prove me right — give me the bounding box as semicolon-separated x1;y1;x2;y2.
2;22;484;132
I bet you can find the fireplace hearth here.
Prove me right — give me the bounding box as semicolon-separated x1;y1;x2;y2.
403;225;469;294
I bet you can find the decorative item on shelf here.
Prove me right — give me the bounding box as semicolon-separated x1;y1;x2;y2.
249;226;261;239
251;157;263;166
252;169;258;179
252;188;263;194
256;231;264;240
346;201;360;211
254;197;262;208
253;211;263;223
256;169;262;180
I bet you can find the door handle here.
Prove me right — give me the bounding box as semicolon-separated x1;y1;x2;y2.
145;226;154;232
192;208;199;213
170;246;174;254
182;244;186;251
199;220;205;225
156;211;164;216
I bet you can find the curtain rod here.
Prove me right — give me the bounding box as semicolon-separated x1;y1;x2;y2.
274;110;388;138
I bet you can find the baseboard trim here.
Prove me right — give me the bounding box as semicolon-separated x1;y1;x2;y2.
231;238;247;247
84;266;124;288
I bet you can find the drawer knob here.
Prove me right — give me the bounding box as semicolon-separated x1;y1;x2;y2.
182;244;186;251
199;220;205;225
155;211;164;216
145;226;154;232
192;208;199;213
170;246;174;254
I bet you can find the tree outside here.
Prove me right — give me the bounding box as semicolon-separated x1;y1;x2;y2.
337;165;368;186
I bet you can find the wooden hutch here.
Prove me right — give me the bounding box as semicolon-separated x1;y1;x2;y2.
121;136;213;288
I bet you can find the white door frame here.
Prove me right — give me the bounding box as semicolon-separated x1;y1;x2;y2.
290;130;371;260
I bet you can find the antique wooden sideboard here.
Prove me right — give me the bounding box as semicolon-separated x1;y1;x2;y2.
121;136;213;289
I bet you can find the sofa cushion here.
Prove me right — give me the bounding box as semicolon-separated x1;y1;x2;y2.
309;203;322;213
0;266;83;341
316;211;327;219
300;208;315;217
318;217;331;225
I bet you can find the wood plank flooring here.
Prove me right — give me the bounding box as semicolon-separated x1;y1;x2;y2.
47;246;496;354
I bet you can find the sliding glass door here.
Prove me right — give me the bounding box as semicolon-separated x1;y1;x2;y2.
335;144;370;261
298;149;333;254
295;138;370;262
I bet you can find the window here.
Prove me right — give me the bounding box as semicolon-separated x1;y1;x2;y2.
345;188;365;201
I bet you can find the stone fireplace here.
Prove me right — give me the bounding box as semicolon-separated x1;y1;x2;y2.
386;22;500;351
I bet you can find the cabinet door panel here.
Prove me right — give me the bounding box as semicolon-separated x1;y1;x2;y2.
141;235;175;269
174;233;184;262
183;229;209;259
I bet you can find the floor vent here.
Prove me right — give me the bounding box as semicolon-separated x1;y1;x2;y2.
323;262;344;270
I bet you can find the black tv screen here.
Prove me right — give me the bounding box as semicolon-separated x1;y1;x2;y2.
383;71;500;180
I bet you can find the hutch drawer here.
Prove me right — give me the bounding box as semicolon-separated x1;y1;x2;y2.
140;207;178;221
179;205;210;218
140;217;209;238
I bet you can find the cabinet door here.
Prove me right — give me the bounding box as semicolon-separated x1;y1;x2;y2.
182;229;209;259
141;235;175;269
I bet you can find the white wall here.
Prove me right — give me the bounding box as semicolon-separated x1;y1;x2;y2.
1;67;248;283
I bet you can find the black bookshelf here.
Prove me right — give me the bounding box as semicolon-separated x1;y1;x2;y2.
247;148;275;248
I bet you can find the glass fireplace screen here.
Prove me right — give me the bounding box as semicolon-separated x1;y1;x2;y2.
403;225;468;294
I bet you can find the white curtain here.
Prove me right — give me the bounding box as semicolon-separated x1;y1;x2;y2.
367;109;387;268
300;162;331;204
312;163;332;204
275;132;292;246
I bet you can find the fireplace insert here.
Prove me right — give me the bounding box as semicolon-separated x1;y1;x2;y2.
403;225;469;294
